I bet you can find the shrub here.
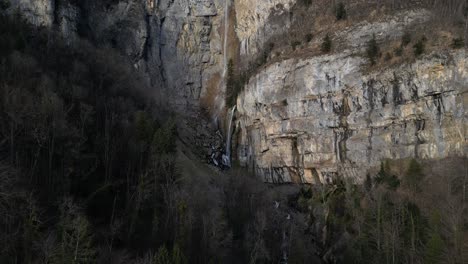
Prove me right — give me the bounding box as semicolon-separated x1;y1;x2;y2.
0;0;10;11
154;245;171;264
451;37;464;49
366;34;380;65
297;188;312;211
394;46;403;56
171;244;187;264
425;232;444;264
262;42;274;59
403;159;424;193
401;31;412;47
364;174;372;191
413;37;426;57
267;42;275;51
321;33;332;53
305;33;313;43
375;161;400;190
335;2;347;20
55;199;96;264
300;0;312;7
151;118;177;156
255;42;274;68
384;52;392;61
291;40;301;51
135;111;155;143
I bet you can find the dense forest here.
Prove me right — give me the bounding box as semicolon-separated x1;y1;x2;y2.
0;1;467;264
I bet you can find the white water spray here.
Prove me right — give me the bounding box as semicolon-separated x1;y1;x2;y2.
222;105;236;167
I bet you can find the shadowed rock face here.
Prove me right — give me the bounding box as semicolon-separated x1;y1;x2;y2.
7;0;229;155
236;50;467;183
8;0;226;112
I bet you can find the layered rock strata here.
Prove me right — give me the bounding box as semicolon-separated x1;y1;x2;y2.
236;50;467;183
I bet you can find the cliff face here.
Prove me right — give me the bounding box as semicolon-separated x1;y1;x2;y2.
237;10;468;183
8;0;55;26
237;50;467;183
8;0;226;112
234;8;467;183
8;0;467;183
6;0;230;155
8;0;162;89
234;0;294;57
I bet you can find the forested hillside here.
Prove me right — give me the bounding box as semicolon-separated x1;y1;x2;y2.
0;1;467;264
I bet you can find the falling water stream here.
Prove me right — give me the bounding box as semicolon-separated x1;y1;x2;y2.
222;105;236;167
220;0;236;168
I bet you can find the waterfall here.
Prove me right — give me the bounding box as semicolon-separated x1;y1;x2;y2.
220;0;235;168
222;0;230;77
222;105;236;167
212;0;230;126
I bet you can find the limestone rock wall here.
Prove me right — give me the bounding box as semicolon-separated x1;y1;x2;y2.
233;7;467;184
157;0;225;114
235;0;295;57
236;50;467;183
8;0;54;27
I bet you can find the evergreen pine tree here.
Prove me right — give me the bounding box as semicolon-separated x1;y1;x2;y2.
154;245;171;264
321;33;332;53
336;2;347;20
367;34;380;65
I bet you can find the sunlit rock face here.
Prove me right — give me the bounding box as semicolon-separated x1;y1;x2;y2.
8;0;55;27
236;50;467;184
235;0;296;56
233;7;467;184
